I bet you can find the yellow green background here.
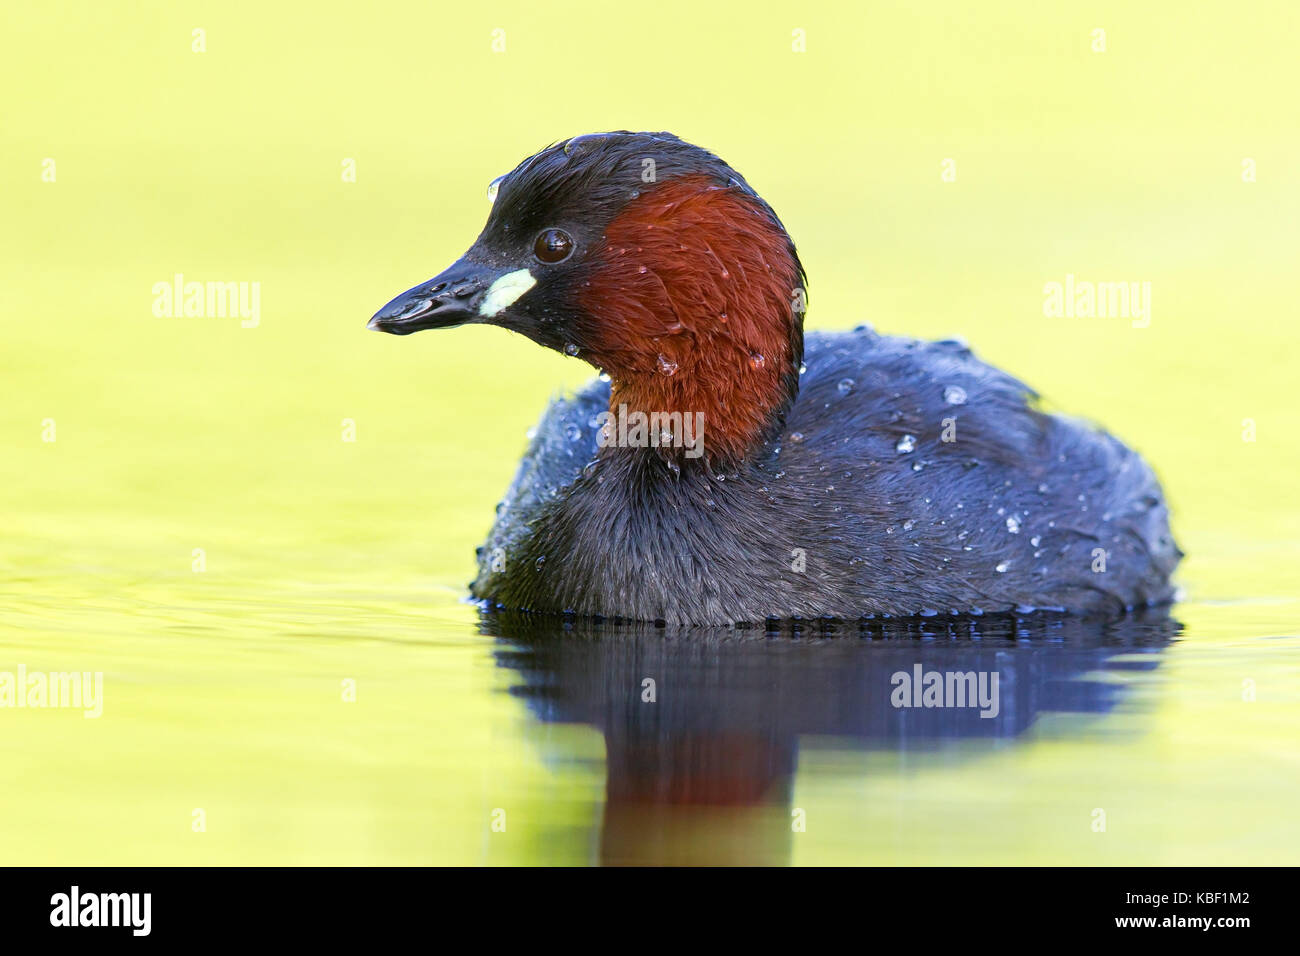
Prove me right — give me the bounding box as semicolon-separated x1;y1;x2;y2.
1;1;1297;864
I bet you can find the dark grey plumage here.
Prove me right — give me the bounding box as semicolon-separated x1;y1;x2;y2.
472;328;1181;625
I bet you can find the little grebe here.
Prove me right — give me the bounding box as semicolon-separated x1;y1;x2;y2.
370;132;1180;625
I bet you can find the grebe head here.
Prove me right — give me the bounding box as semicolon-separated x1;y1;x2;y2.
369;131;807;462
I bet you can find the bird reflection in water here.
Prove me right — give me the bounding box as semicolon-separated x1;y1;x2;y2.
481;610;1178;865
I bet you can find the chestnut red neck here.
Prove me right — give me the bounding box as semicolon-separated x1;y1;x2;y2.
577;176;805;465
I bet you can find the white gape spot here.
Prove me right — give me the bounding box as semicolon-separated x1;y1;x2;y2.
479;269;537;317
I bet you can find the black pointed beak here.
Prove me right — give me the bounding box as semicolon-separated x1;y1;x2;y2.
368;258;493;335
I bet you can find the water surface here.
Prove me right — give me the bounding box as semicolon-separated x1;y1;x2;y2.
3;0;1298;866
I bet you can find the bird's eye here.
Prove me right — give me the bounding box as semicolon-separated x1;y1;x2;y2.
533;228;574;264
